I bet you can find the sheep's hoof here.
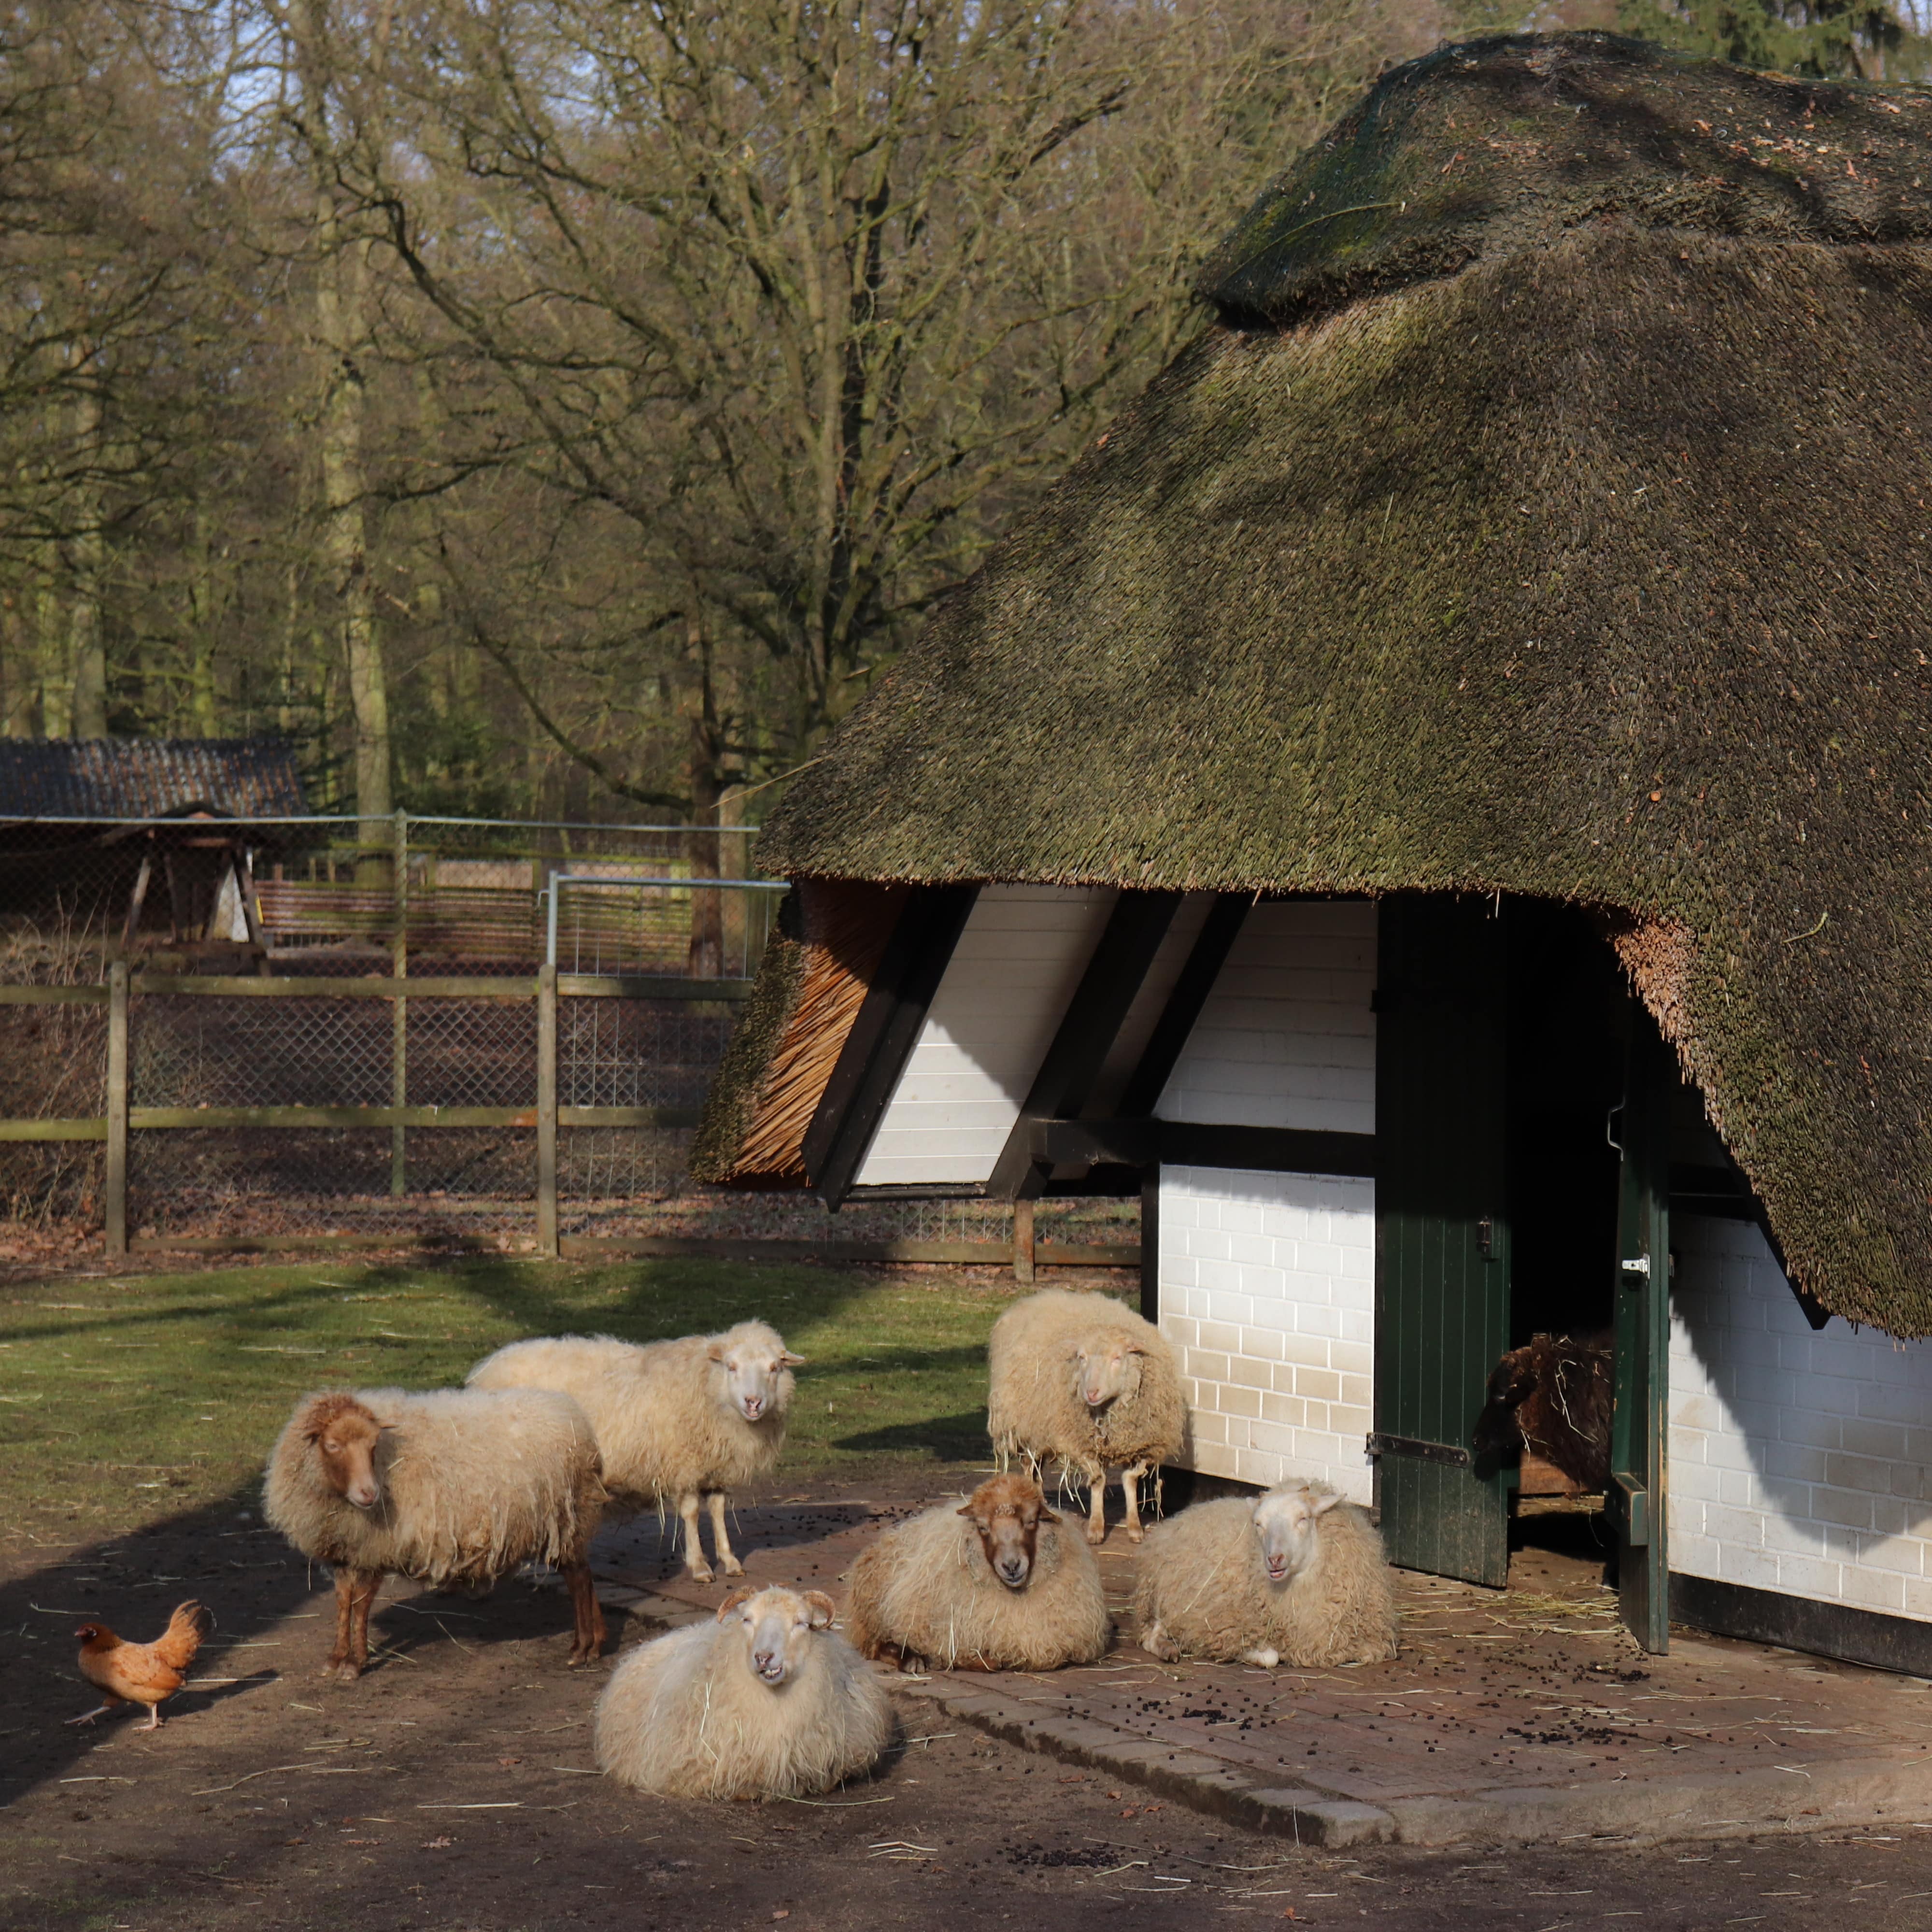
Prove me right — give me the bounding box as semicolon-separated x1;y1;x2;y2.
1124;1524;1145;1544
566;1648;596;1668
1085;1523;1107;1547
1239;1648;1281;1669
687;1563;715;1585
1140;1625;1178;1662
324;1659;362;1684
719;1555;745;1578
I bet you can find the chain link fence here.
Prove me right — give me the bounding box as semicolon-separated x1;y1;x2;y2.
0;811;1140;1266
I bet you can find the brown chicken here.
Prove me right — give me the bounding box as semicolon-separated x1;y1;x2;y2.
69;1600;209;1731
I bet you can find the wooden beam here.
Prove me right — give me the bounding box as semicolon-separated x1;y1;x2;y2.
985;890;1181;1201
126;973;750;1000
801;883;979;1209
1114;893;1250;1117
559;1235;1140;1267
1031;1117;1377;1178
105;962;128;1256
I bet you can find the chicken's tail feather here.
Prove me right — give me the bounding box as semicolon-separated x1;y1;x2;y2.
153;1599;210;1671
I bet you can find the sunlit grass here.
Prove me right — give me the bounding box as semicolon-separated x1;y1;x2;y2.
0;1259;1129;1538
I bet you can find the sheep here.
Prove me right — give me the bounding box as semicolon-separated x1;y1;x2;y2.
594;1584;894;1800
1469;1329;1614;1494
1133;1479;1397;1669
467;1320;801;1584
844;1471;1111;1673
985;1287;1183;1544
263;1386;608;1681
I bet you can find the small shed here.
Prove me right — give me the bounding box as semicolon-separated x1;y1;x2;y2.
0;737;309;956
695;33;1932;1667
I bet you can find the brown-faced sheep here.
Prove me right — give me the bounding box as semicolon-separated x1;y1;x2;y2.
263;1387;607;1680
986;1288;1183;1543
1469;1330;1614;1493
468;1320;801;1583
1133;1479;1397;1669
844;1472;1111;1672
594;1585;894;1800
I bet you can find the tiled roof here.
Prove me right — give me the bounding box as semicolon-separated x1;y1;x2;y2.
0;738;308;820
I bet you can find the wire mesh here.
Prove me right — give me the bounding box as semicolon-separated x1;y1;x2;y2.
406;999;536;1109
547;876;785;979
560;997;738;1110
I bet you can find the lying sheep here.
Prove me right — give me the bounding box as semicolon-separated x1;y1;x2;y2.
264;1387;607;1680
595;1585;894;1800
1133;1479;1397;1669
468;1321;802;1583
844;1472;1110;1672
986;1288;1183;1543
1470;1330;1614;1493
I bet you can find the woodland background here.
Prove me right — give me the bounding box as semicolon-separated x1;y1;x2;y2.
1;0;1926;829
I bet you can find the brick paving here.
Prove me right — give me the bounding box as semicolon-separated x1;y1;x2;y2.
590;1488;1932;1846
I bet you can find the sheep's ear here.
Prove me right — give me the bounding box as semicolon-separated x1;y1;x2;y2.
1311;1491;1343;1516
956;1502;980;1519
780;1351;805;1367
802;1590;836;1629
1036;1503;1061;1524
717;1588;755;1621
1125;1342;1147;1355
706;1342;726;1362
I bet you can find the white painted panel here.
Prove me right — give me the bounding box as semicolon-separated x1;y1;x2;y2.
852;885;1115;1187
1156;899;1376;1133
1670;1216;1932;1621
1158;1164;1376;1503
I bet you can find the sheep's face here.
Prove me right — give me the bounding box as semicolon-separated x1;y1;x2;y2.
1068;1337;1144;1411
719;1586;834;1687
959;1474;1057;1590
708;1326;805;1424
1251;1484;1340;1586
1470;1350;1538;1457
302;1395;390;1511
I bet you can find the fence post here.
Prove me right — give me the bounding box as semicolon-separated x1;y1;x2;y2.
391;810;408;1196
537;961;558;1255
105;961;128;1256
1012;1196;1035;1286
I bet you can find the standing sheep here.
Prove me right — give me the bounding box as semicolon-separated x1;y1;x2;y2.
263;1387;607;1680
844;1472;1111;1672
468;1321;802;1583
986;1288;1183;1544
595;1584;894;1800
1133;1479;1397;1669
1469;1330;1614;1493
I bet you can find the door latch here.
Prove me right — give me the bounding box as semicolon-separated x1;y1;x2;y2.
1620;1253;1651;1278
1478;1216;1494;1258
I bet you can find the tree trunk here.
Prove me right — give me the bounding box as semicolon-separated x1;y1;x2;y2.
684;604;724;977
67;379;108;739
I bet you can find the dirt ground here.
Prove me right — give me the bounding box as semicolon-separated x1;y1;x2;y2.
8;1469;1932;1932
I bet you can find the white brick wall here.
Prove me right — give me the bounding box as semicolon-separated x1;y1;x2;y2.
1155;898;1376;1133
1157;1165;1376;1503
1670;1214;1932;1621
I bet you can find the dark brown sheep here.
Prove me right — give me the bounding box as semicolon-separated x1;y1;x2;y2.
1470;1331;1614;1494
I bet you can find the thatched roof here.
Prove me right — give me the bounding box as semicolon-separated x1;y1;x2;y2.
730;31;1932;1335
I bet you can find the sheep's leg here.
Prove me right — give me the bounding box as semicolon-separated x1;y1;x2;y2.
678;1492;714;1583
327;1568;380;1681
1139;1620;1179;1662
561;1558;606;1666
347;1569;380;1678
1121;1461;1152;1543
1084;1463;1108;1545
706;1491;744;1578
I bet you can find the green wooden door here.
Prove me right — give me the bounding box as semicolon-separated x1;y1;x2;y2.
1373;895;1514;1587
1610;1020;1672;1652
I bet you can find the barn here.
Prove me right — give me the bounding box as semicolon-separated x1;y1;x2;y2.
694;33;1932;1668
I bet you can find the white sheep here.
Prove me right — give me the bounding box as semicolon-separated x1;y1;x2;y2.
844;1471;1111;1672
985;1288;1184;1543
467;1320;801;1583
263;1386;607;1680
594;1584;895;1800
1132;1479;1398;1668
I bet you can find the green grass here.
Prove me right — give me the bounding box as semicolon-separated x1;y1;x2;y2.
0;1259;1100;1538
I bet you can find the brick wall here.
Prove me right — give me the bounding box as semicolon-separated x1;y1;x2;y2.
1670;1213;1932;1621
1156;1164;1376;1504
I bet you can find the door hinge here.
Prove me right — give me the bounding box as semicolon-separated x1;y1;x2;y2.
1366;1431;1472;1470
1478;1215;1494;1258
1612;1472;1651;1546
